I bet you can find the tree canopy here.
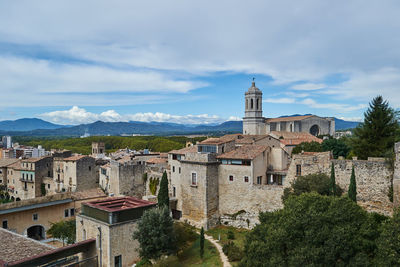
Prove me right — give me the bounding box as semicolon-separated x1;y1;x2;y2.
282;173;343;202
47;219;76;245
240;193;383;267
133;207;176;260
292;138;351;159
351;96;399;159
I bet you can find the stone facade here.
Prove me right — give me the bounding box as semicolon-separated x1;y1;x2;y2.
54;156;97;193
393;142;400;207
242;81;335;136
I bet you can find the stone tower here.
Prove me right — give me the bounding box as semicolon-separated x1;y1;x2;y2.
243;81;265;135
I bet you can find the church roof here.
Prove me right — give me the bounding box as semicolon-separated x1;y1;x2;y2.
266;115;314;123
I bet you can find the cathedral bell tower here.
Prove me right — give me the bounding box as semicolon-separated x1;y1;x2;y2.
243;80;265;135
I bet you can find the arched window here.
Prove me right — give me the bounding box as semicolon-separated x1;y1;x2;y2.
251;99;254;109
246;99;248;109
256;98;259;110
290;124;293;132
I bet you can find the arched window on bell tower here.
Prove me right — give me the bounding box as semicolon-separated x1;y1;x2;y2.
246;99;248;110
256;98;259;110
251;99;254;109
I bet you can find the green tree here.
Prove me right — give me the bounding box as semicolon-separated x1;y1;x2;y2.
351;96;399;159
292;141;323;154
200;227;205;258
282;173;342;202
240;193;382;267
329;163;336;196
157;171;169;209
322;138;351;159
47;219;76;246
348;166;357;202
133;207;176;260
375;208;400;265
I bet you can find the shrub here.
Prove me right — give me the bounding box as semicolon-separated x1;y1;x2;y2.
136;258;152;267
223;241;244;262
227;230;235;240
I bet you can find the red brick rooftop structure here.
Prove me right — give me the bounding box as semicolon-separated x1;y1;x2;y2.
84;196;156;212
81;196;156;224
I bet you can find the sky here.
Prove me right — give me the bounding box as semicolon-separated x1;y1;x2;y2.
1;0;400;125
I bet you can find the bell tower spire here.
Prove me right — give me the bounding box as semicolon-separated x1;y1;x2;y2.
243;79;265;135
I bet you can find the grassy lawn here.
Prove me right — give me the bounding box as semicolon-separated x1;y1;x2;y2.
206;226;249;249
154;238;222;267
206;226;249;265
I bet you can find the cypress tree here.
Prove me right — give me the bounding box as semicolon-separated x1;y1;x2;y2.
329;163;336;196
200;227;205;258
348;166;357;202
157;171;169;209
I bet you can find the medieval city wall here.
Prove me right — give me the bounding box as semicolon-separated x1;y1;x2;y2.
287;152;393;216
393;142;400;207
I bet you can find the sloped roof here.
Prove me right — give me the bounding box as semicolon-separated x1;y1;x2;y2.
235;135;269;145
169;145;197;155
146;157;168;164
63;155;88;161
266;115;314;123
199;134;242;145
0;158;20;168
270;131;323;146
217;145;268;160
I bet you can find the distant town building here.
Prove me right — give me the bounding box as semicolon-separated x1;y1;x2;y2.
92;142;105;158
1;136;12;149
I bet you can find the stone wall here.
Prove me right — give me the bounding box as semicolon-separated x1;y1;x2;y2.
393;142;400;207
287;152;393;216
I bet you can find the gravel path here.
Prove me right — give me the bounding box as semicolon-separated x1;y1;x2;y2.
204;234;232;267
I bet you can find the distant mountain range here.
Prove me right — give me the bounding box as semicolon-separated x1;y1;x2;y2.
0;117;360;137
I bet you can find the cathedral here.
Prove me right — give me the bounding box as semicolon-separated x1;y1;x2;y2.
243;81;335;136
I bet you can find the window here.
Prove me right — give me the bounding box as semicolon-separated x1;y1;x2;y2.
191;172;197;186
33;213;38;221
251;99;254;109
115;255;122;267
65;209;69;217
70;208;75;216
2;220;7;229
198;145;217;153
48;184;50;189
229;175;233;181
83;229;86;240
22;173;25;179
172;166;175;172
89;166;91;171
30;174;33;180
244;176;249;183
296;165;302;176
257;176;262;185
48;171;50;177
101;168;107;175
179;167;181;174
173;186;176;197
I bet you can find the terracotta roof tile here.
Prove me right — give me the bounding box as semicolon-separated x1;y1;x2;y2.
266;115;314;123
146;157;168;164
217;145;269;160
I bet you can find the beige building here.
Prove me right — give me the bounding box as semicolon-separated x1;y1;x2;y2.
243;81;335;136
6;157;53;201
0;189;105;240
76;196;156;267
54;155;98;193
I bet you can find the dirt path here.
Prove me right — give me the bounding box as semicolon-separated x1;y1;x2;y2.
204;233;232;267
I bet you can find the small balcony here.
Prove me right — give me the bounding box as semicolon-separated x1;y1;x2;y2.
20;177;34;183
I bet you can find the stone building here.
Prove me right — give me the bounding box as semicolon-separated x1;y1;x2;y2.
0;158;19;186
92;142;105;158
76;196;156;267
54;155;98;193
6;157;53;201
243;81;335;136
168;134;294;229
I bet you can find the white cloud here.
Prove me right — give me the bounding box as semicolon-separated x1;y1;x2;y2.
291;83;327;91
301;98;367;112
264;98;296;104
338;117;363;122
40;106;235;125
